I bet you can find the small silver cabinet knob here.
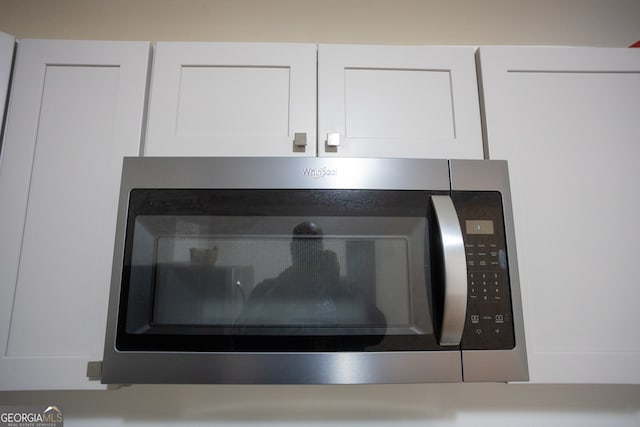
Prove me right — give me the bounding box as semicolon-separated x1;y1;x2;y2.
327;133;340;147
293;133;307;147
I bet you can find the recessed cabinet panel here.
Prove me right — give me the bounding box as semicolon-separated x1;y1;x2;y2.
176;66;290;138
478;46;640;384
145;43;317;157
318;45;483;159
0;40;149;390
344;68;454;139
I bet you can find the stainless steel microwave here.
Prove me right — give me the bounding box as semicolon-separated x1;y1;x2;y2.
99;157;528;384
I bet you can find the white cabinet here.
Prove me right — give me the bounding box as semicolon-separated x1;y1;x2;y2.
145;42;317;157
0;32;14;143
478;46;640;383
0;39;150;390
145;43;485;159
318;45;484;159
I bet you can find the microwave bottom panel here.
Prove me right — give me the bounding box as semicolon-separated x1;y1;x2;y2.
100;351;463;384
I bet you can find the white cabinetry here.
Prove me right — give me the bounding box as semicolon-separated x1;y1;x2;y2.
145;43;485;159
478;46;640;383
0;39;150;390
0;32;14;143
318;45;484;159
145;42;317;157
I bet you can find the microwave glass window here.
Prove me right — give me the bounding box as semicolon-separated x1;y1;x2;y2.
130;215;428;336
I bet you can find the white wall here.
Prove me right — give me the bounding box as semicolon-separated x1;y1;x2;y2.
0;1;639;426
1;0;639;47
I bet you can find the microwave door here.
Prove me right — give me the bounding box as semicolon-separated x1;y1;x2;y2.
102;186;465;384
115;189;451;351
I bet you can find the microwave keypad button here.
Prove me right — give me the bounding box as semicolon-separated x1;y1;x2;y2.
462;259;514;348
453;191;515;350
465;244;505;270
463;299;514;350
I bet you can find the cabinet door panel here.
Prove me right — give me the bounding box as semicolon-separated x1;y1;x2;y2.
145;42;316;157
478;46;640;383
0;40;149;389
318;45;483;159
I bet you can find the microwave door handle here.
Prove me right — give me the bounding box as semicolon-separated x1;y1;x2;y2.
431;195;468;346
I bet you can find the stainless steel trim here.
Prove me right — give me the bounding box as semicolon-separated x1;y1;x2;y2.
116;157;451;191
101;351;462;385
430;195;468;346
449;159;529;382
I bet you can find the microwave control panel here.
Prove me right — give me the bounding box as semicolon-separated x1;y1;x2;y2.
452;191;515;350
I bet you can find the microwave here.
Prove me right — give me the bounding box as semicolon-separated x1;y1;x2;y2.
99;157;528;384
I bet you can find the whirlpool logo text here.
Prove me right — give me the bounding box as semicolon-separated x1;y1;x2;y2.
303;167;337;179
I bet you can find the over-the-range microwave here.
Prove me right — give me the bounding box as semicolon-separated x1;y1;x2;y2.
99;157;528;384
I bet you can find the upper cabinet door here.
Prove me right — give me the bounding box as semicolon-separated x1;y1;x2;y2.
0;39;149;390
478;46;640;384
318;45;484;159
0;32;15;144
145;42;317;157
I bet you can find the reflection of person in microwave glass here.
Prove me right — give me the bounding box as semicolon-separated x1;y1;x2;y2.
237;221;386;332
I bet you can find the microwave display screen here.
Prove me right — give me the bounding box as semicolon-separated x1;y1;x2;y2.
465;220;495;235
